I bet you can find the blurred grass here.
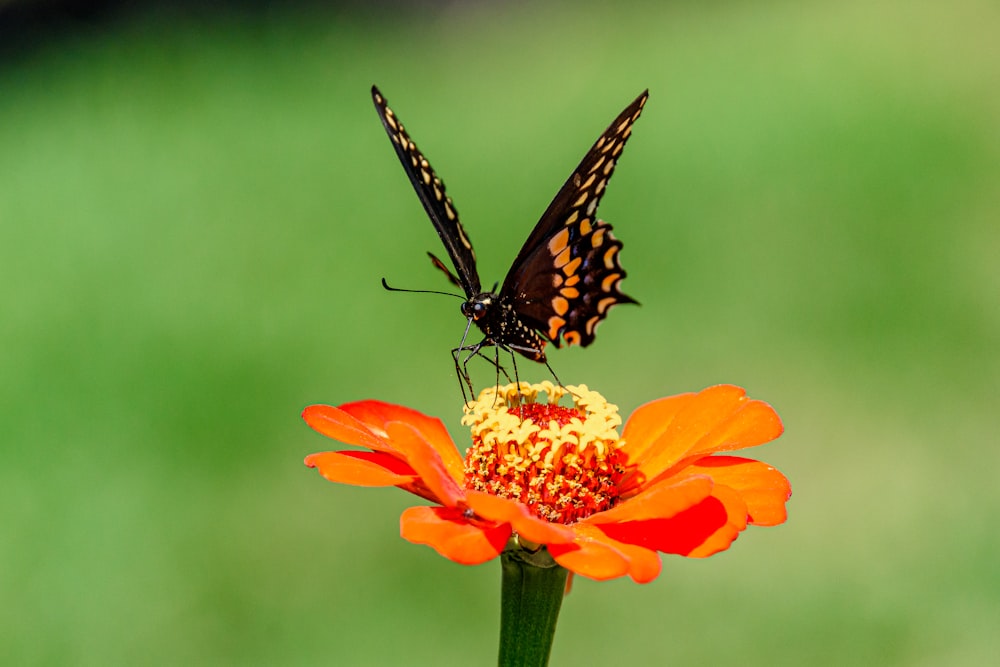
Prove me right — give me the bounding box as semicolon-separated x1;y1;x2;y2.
1;0;998;664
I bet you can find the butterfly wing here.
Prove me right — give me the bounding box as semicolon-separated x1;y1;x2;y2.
500;90;647;348
371;86;482;297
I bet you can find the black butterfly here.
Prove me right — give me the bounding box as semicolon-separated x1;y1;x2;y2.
372;85;646;394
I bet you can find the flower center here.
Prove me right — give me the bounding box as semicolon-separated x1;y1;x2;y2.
461;382;626;524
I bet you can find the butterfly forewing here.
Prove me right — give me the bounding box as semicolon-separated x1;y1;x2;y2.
501;90;648;347
371;86;482;297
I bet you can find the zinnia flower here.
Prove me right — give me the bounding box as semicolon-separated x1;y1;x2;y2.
303;382;789;583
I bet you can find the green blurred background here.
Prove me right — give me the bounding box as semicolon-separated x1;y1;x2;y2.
2;0;997;664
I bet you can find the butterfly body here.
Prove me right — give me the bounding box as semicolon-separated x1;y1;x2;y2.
461;291;548;362
372;85;646;389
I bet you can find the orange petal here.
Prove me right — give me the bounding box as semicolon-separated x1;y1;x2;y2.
584;475;713;523
302;404;395;454
621;392;696;462
400;505;510;565
304;450;417;487
340;400;465;484
384;422;465;508
683;456;791;526
548;539;629;581
623;386;782;489
549;524;661;583
596;495;731;556
464;491;577;545
687;399;783;459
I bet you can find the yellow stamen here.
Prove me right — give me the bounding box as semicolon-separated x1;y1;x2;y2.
462;382;626;524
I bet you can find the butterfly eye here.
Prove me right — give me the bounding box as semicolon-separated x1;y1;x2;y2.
461;299;490;321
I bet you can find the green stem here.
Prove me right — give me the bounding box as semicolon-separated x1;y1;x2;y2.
498;544;569;667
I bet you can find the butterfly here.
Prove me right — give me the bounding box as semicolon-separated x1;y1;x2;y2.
372;85;647;394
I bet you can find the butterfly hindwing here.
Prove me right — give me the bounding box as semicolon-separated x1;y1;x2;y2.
371;86;482;297
501;90;647;347
504;219;635;348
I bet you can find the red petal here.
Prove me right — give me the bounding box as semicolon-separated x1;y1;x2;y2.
304;450;417;487
596;495;731;556
400;505;509;565
340;400;465;485
302;404;396;454
684;456;791;526
384;422;465;508
548;539;629;581
584;475;713;523
464;491;577;545
687;486;748;557
549;524;661;583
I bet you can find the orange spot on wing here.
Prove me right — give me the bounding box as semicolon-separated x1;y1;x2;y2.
548;228;570;256
597;297;618;314
547;316;566;339
603;246;620;269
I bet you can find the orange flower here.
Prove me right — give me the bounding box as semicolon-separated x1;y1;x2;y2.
303;382;789;583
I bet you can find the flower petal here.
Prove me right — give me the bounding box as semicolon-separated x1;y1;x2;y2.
584;475;713;523
302;404;394;453
687;486;748;557
400;505;509;565
464;491;577;546
384;422;465;508
549;523;661;583
621;386;782;490
340;400;465;484
683;456;791;526
305;450;445;504
596;495;731;556
547;537;629;581
687;397;783;459
304;450;417;487
620;392;697;463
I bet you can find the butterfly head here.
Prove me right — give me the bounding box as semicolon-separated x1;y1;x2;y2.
461;293;494;322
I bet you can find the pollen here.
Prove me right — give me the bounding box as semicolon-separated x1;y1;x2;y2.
462;382;627;524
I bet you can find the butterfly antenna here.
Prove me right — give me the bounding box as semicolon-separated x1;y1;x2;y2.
381;278;464;299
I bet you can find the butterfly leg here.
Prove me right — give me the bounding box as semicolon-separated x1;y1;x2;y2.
451;317;483;402
541;357;567;393
506;349;525;415
491;345;505;408
476;346;512;384
451;339;510;403
451;343;480;404
462;342;515;385
501;342;570;397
